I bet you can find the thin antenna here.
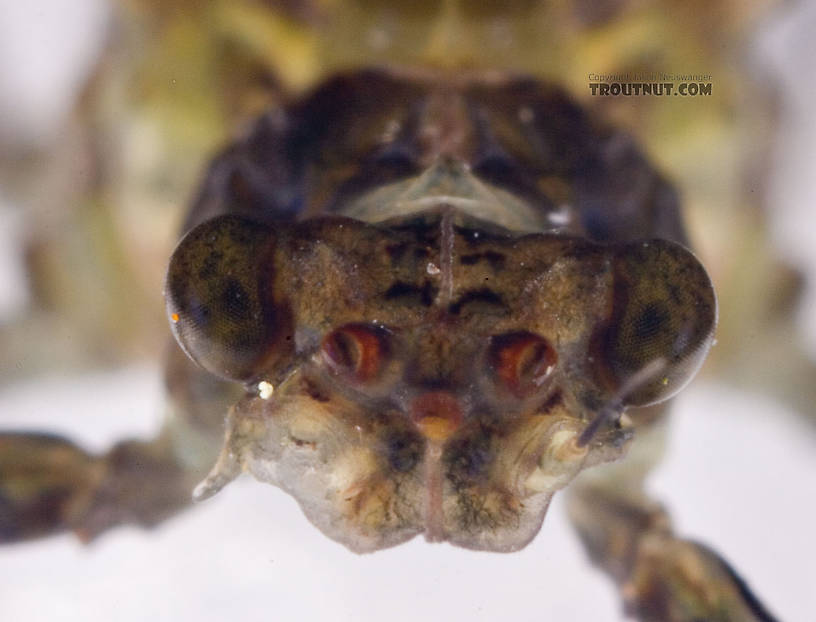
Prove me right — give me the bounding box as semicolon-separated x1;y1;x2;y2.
576;357;667;448
192;442;242;502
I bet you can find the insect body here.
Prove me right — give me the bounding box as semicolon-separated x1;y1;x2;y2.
1;69;778;621
165;69;716;555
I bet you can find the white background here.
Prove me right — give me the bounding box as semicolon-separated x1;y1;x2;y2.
1;2;815;621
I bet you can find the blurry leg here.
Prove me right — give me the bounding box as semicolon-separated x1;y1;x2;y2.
0;344;240;544
0;431;195;543
567;410;779;622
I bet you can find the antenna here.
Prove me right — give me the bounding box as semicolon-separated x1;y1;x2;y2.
576;357;667;448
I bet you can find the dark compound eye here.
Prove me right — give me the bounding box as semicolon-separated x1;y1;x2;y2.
488;332;558;398
165;215;292;382
593;239;716;406
321;323;391;383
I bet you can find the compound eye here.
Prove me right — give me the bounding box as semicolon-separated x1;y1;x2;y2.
165;215;291;382
321;323;390;383
594;240;716;406
488;332;557;398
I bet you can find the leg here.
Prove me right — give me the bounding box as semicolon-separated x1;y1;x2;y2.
567;407;779;622
0;344;239;544
0;431;196;543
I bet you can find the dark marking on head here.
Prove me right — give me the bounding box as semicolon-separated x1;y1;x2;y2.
385;280;437;306
448;289;505;315
390;218;438;246
445;429;494;487
384;431;423;473
459;251;506;270
385;242;409;263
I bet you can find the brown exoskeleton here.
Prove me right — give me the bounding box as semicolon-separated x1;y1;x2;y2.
0;67;780;621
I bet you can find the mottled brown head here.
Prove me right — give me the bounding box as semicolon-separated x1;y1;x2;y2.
165;209;715;552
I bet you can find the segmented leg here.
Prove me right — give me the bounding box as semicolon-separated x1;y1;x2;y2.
0;346;238;543
567;409;779;622
0;431;196;543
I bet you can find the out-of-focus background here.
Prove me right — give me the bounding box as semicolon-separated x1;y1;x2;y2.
0;1;815;620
